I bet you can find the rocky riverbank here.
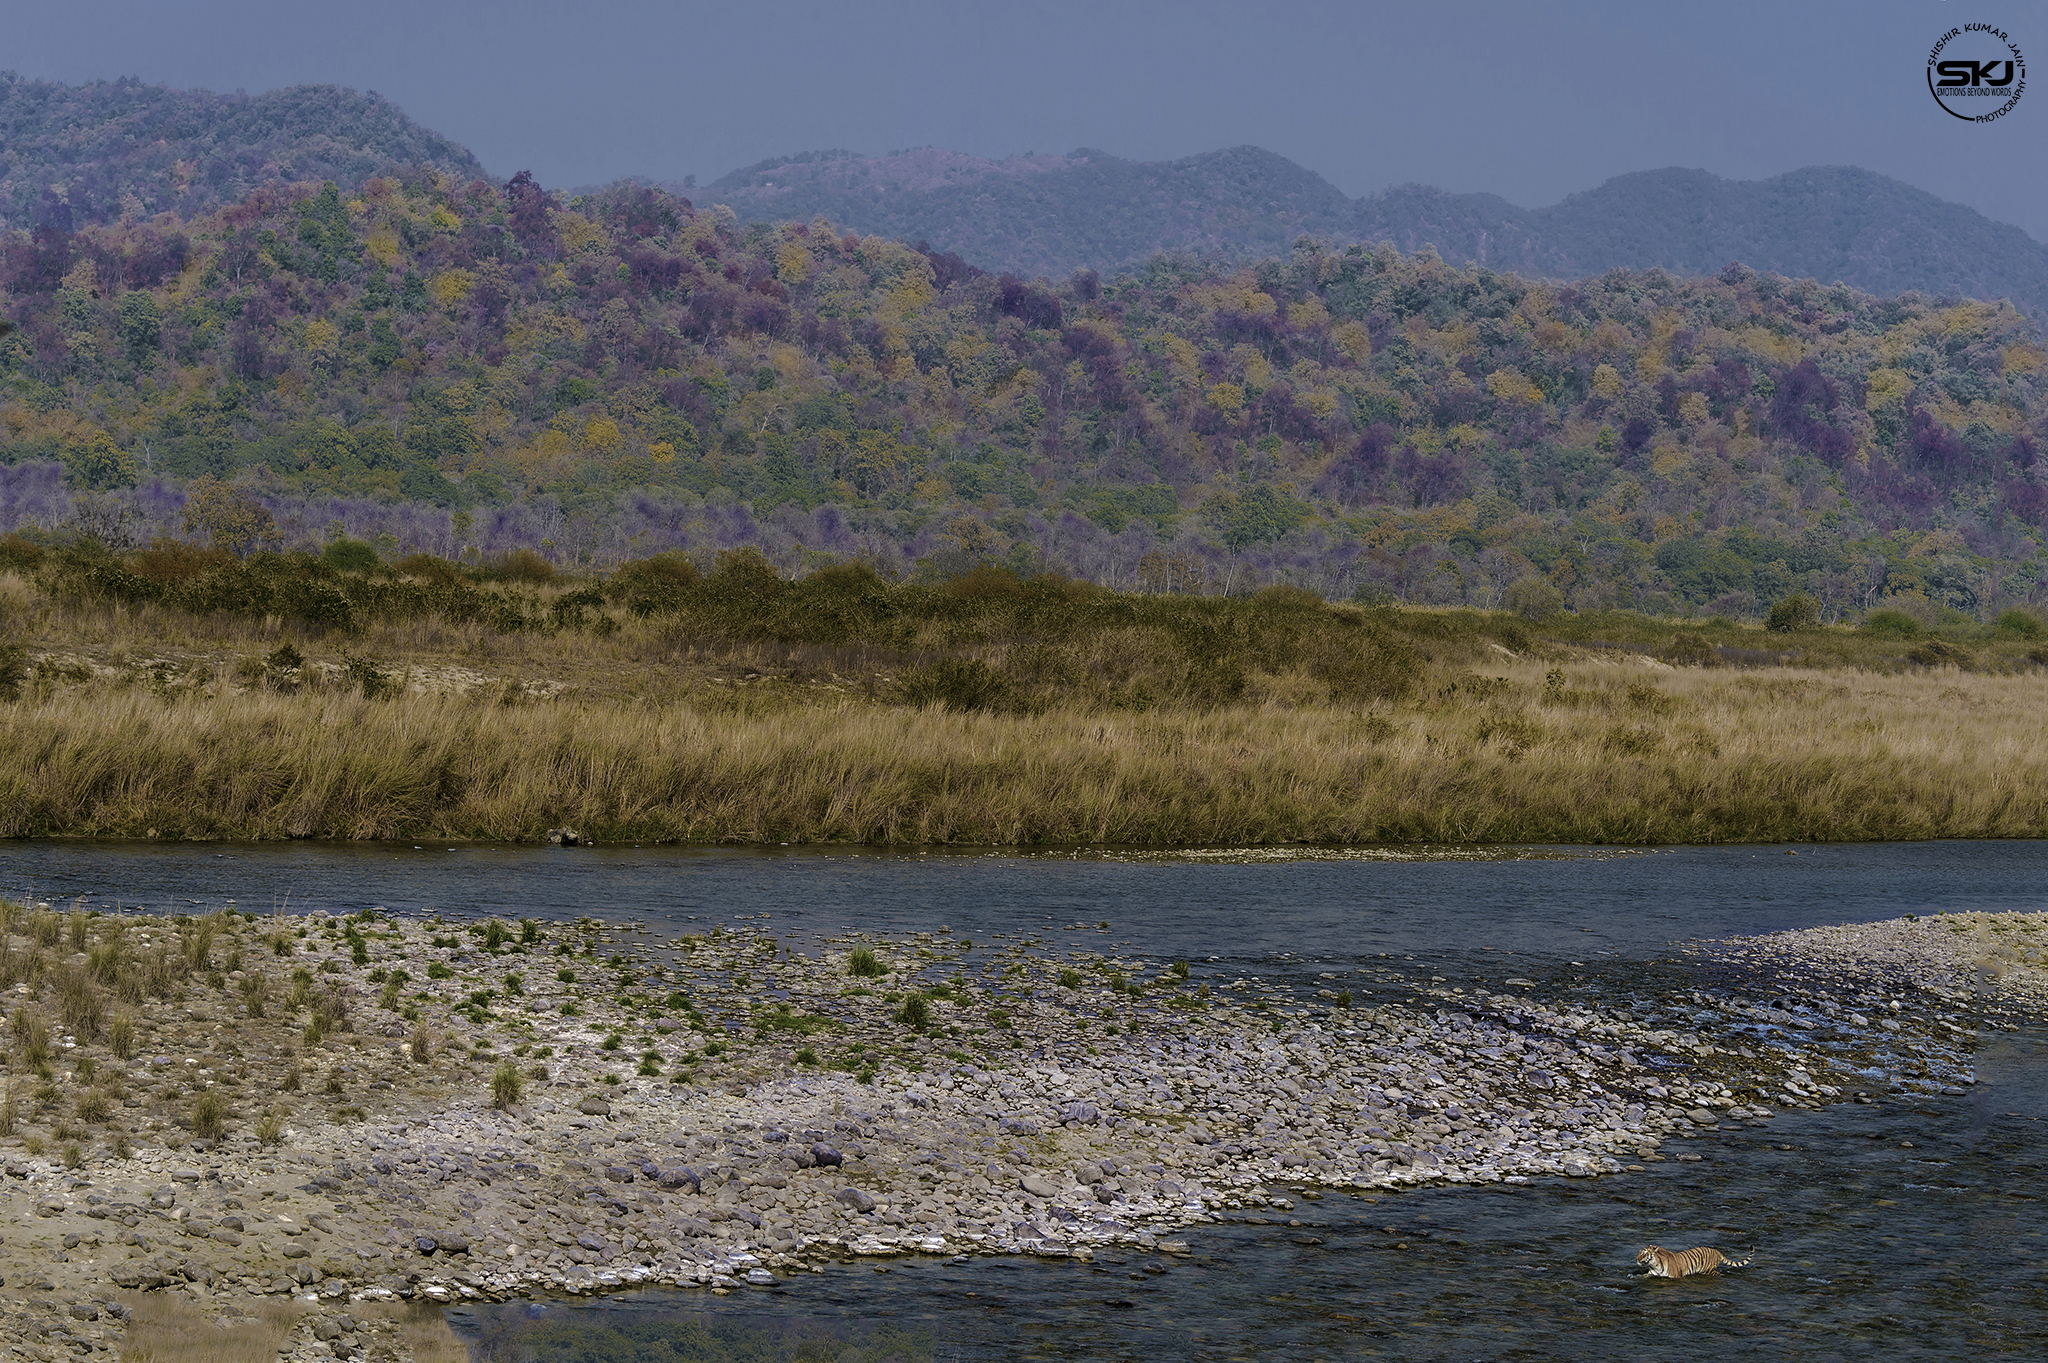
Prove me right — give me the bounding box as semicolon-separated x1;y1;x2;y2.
0;901;2034;1360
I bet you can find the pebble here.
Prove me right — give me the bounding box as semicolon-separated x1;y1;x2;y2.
5;902;2023;1351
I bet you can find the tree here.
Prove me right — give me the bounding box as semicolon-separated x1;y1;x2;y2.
61;428;138;490
182;477;276;556
1766;593;1820;632
1505;575;1565;621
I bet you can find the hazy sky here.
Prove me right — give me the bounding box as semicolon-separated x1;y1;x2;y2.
9;0;2045;239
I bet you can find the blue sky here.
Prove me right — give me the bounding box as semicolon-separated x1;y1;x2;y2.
12;0;2045;238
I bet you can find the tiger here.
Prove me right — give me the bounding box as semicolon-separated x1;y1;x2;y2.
1636;1245;1752;1278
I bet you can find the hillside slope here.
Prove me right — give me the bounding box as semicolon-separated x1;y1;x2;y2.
0;73;486;232
1;173;2043;624
706;151;2048;318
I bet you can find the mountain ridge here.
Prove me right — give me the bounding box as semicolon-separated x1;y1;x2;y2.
696;149;2048;318
0;73;487;232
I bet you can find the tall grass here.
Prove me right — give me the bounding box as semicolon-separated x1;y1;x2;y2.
2;661;2045;843
118;1294;305;1363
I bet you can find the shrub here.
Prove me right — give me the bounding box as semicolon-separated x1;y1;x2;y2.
427;962;454;979
491;1061;524;1109
481;548;556;583
191;1091;228;1140
341;651;392;699
1992;608;2045;641
107;1013;135;1059
255;1108;285;1146
75;1089;111;1123
1057;969;1082;989
12;1010;50;1067
1861;608;1921;639
848;948;886;978
894;994;931;1030
1660;630;1718;667
1907;639;1972;668
321;537;383;573
1504;576;1566;621
899;658;1010;712
409;1022;432;1064
1335;989;1353;1009
520;918;542;945
482;920;510;951
1765;593;1820;632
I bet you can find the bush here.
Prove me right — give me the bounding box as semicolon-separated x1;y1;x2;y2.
894;993;930;1030
409;1022;432;1063
1057;968;1082;989
1907;639;1972;668
1504;576;1566;621
899;658;1010;712
1765;593;1820;633
1992;608;2045;640
1861;608;1922;639
848;947;886;978
191;1091;228;1140
107;1013;135;1059
320;538;383;573
491;1061;524;1109
481;548;556;583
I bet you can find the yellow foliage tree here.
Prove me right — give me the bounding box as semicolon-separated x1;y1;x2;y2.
182;477;276;556
1486;369;1544;405
1591;364;1624;400
776;241;814;283
1332;321;1371;364
1206;382;1246;416
581;417;624;454
429;270;477;308
1677;391;1710;425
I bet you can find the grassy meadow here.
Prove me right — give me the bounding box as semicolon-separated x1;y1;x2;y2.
3;544;2047;846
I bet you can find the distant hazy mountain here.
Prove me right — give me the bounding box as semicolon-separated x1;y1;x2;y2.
0;73;486;231
698;148;2048;316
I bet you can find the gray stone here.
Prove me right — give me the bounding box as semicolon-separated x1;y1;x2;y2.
810;1144;843;1168
170;1168;202;1183
834;1188;876;1212
1019;1174;1059;1199
412;1235;438;1255
579;1097;613;1117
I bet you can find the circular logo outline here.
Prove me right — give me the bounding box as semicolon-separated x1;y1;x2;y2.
1927;24;2027;123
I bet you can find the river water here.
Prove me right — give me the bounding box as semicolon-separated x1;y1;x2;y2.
4;840;2045;1358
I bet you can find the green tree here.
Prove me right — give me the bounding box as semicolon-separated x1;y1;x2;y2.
182;477;276;556
61;429;139;490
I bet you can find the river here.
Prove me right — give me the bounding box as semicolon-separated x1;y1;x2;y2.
3;839;2043;1358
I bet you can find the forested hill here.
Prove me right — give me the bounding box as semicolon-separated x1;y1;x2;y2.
1;169;2045;626
0;74;486;233
703;151;2048;320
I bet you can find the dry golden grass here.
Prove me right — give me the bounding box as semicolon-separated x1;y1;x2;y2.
5;656;2045;844
118;1292;304;1363
357;1301;471;1363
